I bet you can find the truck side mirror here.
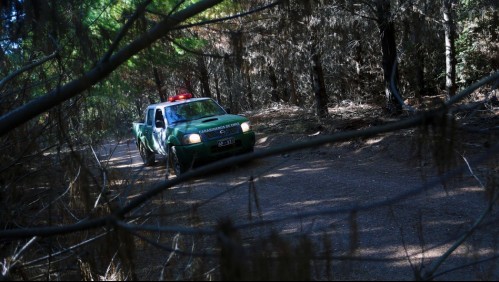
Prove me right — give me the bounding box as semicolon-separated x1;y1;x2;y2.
155;120;165;128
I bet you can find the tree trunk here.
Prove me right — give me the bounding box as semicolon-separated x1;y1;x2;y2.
197;56;212;98
214;71;222;105
351;20;364;100
153;67;167;102
134;99;143;119
268;65;280;103
230;31;244;114
443;0;457;98
223;54;234;111
287;70;299;106
376;0;402;114
183;76;194;96
303;0;328;118
412;9;425;101
311;46;329;119
231;70;243;114
246;70;254;110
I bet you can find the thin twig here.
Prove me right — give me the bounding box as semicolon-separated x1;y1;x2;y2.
34;166;81;217
173;1;281;31
21;232;108;267
100;0;154;63
421;190;499;280
461;154;485;188
1;72;498;240
0;52;58;90
0;0;225;136
1;236;38;278
90;145;107;208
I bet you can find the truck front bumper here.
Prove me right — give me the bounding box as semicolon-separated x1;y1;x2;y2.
175;131;256;168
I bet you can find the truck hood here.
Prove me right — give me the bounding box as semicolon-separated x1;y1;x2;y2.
169;114;249;135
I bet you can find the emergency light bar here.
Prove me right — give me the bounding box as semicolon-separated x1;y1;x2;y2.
168;93;193;102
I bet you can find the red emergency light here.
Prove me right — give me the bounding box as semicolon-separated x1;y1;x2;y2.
168;93;193;102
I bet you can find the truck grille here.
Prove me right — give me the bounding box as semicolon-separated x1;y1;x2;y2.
202;125;240;140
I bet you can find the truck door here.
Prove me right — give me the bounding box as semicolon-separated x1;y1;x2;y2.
144;108;154;150
152;108;167;155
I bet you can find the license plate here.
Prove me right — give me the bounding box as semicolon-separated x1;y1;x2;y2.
218;138;235;147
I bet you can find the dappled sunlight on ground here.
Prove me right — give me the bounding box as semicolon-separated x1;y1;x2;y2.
430;185;486;199
99;104;499;280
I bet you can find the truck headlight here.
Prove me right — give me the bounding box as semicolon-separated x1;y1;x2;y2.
183;133;201;144
241;121;251;133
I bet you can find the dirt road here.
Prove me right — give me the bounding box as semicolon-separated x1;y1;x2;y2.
98;107;498;280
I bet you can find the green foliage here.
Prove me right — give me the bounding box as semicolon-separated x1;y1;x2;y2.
172;37;209;56
1;1;498;280
456;0;499;85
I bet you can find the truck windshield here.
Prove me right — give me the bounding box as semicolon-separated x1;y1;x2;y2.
165;99;226;124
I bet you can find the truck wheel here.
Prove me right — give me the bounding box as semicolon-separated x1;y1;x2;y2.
171;146;186;176
139;142;155;166
166;147;174;177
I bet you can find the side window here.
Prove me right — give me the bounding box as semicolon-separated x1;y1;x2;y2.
146;109;154;126
155;109;165;127
155;109;163;120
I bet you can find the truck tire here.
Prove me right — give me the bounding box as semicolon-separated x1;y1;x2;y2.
171;146;186;176
139;142;155;166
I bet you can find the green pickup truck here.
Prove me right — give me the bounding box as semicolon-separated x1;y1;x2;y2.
132;94;255;176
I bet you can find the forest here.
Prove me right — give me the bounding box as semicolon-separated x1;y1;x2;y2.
1;0;498;280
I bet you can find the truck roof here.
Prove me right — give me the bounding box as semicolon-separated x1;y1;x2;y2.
147;97;211;109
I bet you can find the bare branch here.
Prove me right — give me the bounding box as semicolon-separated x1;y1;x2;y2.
0;51;58;90
421;189;499;280
461;154;485;188
100;0;154;63
431;254;499;280
446;72;499;107
1;236;38;279
167;36;228;58
126;229;218;258
1;111;498;239
173;1;281;30
1;71;498;240
21;233;108;267
34;166;81;217
390;56;416;113
337;1;378;21
146;0;187;19
116;221;215;236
